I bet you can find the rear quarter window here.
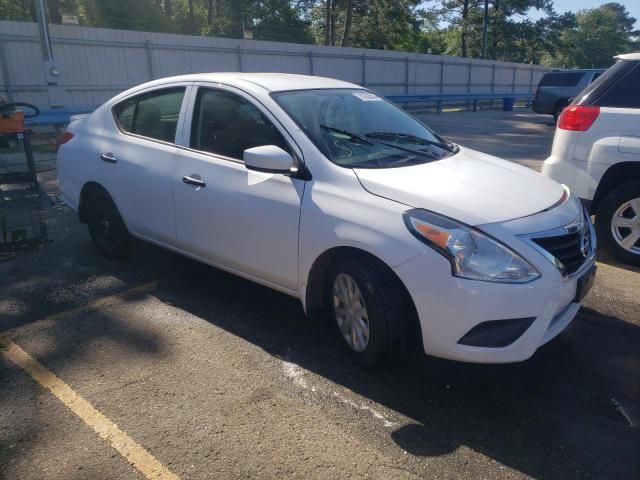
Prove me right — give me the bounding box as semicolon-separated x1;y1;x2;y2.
595;64;640;109
539;72;585;87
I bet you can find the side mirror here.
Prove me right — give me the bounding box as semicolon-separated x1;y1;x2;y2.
243;145;294;174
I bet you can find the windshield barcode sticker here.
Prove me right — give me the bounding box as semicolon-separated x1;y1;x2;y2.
353;92;382;101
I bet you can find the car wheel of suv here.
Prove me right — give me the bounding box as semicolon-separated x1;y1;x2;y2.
85;188;130;259
596;182;640;266
326;257;408;369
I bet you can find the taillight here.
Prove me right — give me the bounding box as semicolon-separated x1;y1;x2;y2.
57;131;74;146
557;105;600;131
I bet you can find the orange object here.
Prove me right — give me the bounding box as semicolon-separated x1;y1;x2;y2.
0;111;25;133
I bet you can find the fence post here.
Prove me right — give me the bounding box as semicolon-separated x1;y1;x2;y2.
0;36;14;102
528;67;535;108
405;56;410;94
362;53;366;86
489;63;497;109
467;61;472;111
237;46;244;72
308;50;314;76
144;40;155;80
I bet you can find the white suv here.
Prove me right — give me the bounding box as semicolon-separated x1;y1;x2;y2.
543;53;640;266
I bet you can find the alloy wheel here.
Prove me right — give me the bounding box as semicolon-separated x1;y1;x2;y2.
610;197;640;255
332;273;370;352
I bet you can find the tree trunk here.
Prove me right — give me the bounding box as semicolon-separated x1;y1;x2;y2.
340;0;354;47
330;0;337;46
207;0;214;25
324;0;332;46
47;0;62;24
188;0;196;34
461;0;469;57
164;0;173;18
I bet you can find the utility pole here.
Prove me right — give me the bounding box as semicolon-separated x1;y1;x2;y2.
481;0;489;59
34;0;65;107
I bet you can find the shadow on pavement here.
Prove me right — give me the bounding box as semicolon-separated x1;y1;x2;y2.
141;246;639;480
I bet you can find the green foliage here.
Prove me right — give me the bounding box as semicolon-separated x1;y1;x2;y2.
0;0;637;66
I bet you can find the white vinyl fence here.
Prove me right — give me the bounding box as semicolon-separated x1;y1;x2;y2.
0;20;547;110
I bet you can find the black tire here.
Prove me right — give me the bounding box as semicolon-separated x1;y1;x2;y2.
326;257;409;369
595;181;640;267
85;188;130;259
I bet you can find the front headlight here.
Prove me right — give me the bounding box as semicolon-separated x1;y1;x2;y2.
403;209;540;283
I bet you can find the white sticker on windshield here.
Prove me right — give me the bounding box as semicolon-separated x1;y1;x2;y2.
353;91;382;101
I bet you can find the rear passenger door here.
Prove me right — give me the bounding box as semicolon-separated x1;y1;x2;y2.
595;64;640;156
101;85;189;245
577;63;640;162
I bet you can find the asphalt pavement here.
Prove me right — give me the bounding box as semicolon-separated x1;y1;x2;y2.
1;109;638;480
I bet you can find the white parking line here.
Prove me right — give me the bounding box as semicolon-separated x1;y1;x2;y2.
0;335;180;480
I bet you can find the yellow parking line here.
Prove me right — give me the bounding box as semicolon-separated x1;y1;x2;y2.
0;336;180;480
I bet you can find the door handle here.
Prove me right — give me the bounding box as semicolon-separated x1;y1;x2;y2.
182;175;206;188
100;153;117;164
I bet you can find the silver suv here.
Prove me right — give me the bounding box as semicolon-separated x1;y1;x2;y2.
532;69;605;123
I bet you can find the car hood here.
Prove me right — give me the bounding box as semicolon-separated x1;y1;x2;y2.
354;147;565;226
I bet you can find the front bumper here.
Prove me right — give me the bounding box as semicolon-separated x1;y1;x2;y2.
394;199;596;364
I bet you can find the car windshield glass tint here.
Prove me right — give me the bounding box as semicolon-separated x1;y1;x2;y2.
539;72;584;87
272;89;456;169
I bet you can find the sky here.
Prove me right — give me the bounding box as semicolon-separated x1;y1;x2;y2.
526;0;640;28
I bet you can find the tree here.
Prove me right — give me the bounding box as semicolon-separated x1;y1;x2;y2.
542;3;638;68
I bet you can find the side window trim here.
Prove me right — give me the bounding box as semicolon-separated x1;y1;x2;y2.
180;83;305;167
110;83;191;146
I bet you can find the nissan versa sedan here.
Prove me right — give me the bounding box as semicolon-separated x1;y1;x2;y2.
57;73;597;368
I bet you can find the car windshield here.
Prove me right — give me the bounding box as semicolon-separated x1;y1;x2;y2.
272;88;457;169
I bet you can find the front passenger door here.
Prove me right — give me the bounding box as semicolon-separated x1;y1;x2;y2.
173;86;305;290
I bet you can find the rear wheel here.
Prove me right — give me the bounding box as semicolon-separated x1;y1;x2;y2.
326;257;408;369
85;188;130;259
596;182;640;266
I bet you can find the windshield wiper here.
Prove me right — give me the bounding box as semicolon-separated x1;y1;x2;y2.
365;131;457;153
320;125;445;166
320;125;374;145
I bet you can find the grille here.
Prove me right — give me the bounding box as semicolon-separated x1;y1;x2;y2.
531;231;588;275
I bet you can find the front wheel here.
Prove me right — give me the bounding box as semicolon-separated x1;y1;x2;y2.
596;182;640;266
326;257;408;369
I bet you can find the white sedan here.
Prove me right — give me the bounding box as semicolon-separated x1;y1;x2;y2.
58;73;596;368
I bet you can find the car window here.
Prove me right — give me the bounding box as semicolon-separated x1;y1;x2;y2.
591;72;603;82
539;72;584;87
595;64;640;109
190;88;286;160
113;87;185;143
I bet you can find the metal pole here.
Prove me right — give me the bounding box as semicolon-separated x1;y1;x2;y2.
481;0;489;59
0;36;14;102
144;40;155;80
34;0;54;62
405;56;410;94
237;46;243;72
361;53;366;86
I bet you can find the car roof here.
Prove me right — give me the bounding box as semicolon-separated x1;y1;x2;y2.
615;52;640;61
140;73;359;92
